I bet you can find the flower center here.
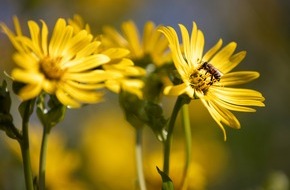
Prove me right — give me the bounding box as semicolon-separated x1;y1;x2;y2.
39;56;65;80
189;62;222;94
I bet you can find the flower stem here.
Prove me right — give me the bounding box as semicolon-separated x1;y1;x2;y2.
136;128;147;190
180;104;191;190
39;125;50;190
163;96;187;175
20;100;34;190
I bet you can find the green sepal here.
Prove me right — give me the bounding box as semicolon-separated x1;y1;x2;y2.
36;93;66;130
156;166;174;190
119;90;146;129
18;99;36;120
119;90;167;141
144;101;167;141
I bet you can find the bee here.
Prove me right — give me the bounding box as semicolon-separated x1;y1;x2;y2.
198;62;223;83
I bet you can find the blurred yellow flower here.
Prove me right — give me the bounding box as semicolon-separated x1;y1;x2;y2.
80;110;137;190
143;134;229;190
6;128;85;190
1;17;112;108
67;14;91;34
102;20;171;66
101;20;172;98
159;22;265;140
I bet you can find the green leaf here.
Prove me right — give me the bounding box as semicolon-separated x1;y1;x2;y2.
156;166;174;190
0;80;11;114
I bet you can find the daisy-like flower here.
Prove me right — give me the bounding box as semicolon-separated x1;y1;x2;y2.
102;20;171;66
1;17;112;108
159;22;265;140
101;20;172;99
67;16;146;98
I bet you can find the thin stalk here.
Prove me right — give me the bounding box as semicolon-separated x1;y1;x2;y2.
39;125;50;190
163;96;186;175
20;100;34;190
180;104;191;190
136;128;147;190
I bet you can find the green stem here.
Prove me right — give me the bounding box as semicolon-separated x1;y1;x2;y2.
20;100;34;190
136;128;147;190
163;96;187;175
39;125;50;190
180;104;191;190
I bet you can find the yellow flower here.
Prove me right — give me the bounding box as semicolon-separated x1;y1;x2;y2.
101;20;172;99
159;22;265;140
1;17;112;108
66;15;146;98
102;20;171;66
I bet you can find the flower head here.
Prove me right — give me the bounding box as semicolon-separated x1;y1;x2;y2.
101;20;171;67
1;17;112;108
159;22;265;140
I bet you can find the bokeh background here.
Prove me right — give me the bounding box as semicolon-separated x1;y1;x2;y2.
0;0;290;189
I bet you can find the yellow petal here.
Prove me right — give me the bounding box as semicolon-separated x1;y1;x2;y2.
13;16;22;36
121;79;144;99
219;51;246;74
61;83;104;103
179;24;191;65
206;90;258;112
220;71;260;86
63;70;112;83
163;83;188;96
193;30;204;63
210;87;265;101
49;18;67;57
75;41;101;59
18;84;42;100
189;22;204;64
13;53;38;70
28;20;41;53
158;26;188;77
42;79;57;94
101;48;130;59
200;98;227;141
0;21;22;52
56;88;81;108
210;87;265;107
67;54;110;72
11;69;44;84
210;42;237;69
105;80;121;94
66;80;105;90
40;20;48;55
122;20;142;57
65;30;93;57
202;39;223;62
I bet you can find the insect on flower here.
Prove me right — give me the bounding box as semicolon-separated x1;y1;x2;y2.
198;62;223;84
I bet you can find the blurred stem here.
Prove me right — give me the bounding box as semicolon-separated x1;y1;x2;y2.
39;125;50;190
20;100;34;190
163;96;186;175
180;104;191;190
136;128;147;190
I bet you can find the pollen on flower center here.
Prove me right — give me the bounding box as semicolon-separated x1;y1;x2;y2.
39;56;65;80
189;66;221;94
